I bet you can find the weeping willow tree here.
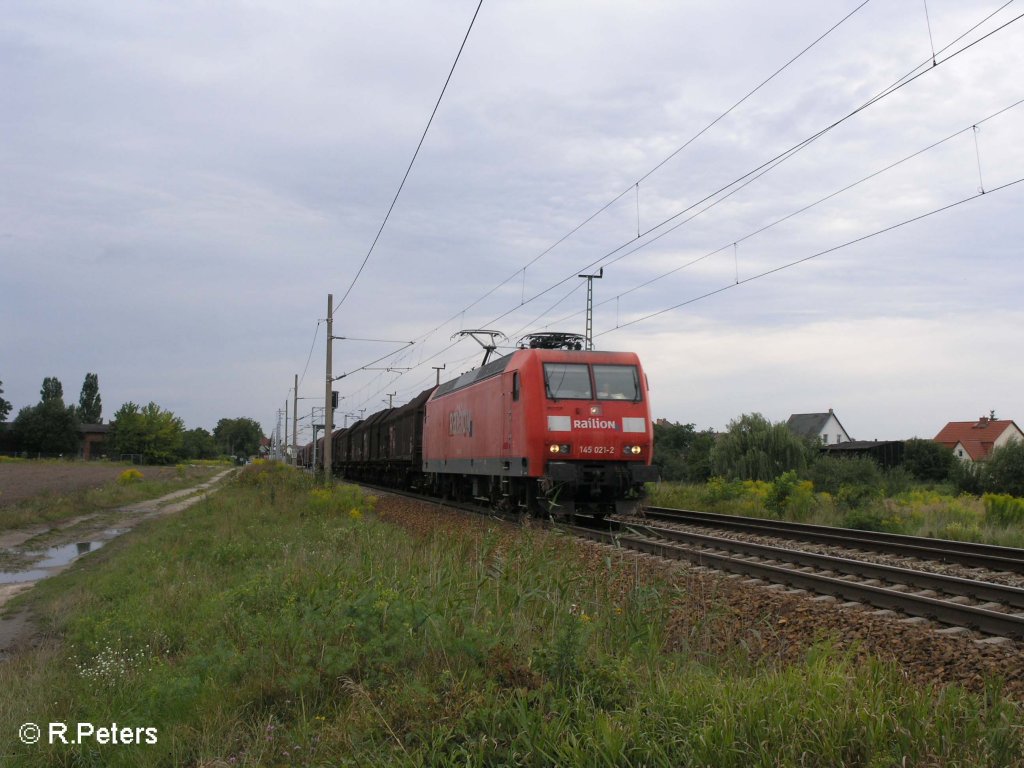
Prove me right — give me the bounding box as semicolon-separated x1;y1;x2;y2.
710;413;811;481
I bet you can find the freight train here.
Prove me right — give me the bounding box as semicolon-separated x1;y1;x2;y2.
298;334;657;518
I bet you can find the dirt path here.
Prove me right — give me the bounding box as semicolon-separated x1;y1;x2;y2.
0;469;234;658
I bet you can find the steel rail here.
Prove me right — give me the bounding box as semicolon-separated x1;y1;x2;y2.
569;525;1024;639
621;522;1024;610
641;507;1024;573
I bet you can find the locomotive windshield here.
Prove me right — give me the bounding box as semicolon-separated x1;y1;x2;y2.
543;363;592;400
593;364;641;401
543;362;642;401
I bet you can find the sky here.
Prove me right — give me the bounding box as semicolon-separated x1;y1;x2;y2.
2;0;1023;445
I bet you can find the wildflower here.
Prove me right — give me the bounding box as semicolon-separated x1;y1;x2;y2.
117;468;144;485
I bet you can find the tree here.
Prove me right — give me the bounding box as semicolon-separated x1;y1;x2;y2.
181;427;218;460
982;440;1024;497
108;401;184;464
0;380;11;422
40;376;64;403
77;372;102;423
710;413;811;481
807;455;883;508
901;438;955;482
108;402;144;459
653;421;715;482
213;417;265;458
11;377;80;455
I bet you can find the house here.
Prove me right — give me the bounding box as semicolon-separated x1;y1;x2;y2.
934;416;1023;462
79;423;108;460
786;408;851;445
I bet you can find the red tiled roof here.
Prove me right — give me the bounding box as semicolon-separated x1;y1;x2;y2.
934;419;1019;461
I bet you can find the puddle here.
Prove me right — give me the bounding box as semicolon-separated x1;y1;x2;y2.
0;528;125;585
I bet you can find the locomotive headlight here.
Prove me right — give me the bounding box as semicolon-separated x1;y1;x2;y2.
549;444;560;454
631;445;642;455
624;445;643;455
549;443;570;454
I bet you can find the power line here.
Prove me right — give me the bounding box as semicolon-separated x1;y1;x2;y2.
403;0;873;349
335;0;485;312
320;3;1022;418
474;7;1024;333
635;0;873;187
297;320;322;390
596;175;1024;337
537;98;1024;331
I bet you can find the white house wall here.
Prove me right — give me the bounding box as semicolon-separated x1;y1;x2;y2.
819;414;850;445
995;424;1024;451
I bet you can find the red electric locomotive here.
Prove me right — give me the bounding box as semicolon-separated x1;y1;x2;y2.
422;334;657;517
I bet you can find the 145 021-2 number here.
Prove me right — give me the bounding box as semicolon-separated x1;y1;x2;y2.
578;445;615;455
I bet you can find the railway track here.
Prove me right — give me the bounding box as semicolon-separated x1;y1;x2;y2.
357;484;1024;640
638;506;1024;574
572;513;1024;640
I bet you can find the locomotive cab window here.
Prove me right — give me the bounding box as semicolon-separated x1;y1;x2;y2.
543;363;592;400
593;364;641;401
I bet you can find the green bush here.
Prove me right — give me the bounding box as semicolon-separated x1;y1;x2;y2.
703;476;744;503
765;471;815;521
808;456;881;497
983;493;1024;526
951;459;983;495
882;466;914;496
901;438;955;482
982;440;1024;497
836;482;883;511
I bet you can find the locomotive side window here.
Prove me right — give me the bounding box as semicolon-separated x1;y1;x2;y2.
543;363;592;400
512;372;520;401
593;364;641;401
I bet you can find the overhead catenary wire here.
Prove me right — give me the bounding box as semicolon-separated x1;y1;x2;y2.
474;6;1024;334
323;3;1022;418
334;0;485;313
536;98;1024;331
297;320;322;390
595;175;1024;338
402;0;873;349
337;1;914;403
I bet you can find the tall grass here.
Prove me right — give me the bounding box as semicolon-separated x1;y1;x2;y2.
1;463;1020;766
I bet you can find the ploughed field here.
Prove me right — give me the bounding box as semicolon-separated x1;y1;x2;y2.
0;462;185;508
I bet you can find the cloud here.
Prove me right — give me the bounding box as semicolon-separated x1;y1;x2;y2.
1;1;1022;442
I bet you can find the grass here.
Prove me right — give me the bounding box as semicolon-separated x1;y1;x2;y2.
1;462;1021;766
0;461;226;532
648;480;1024;547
